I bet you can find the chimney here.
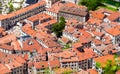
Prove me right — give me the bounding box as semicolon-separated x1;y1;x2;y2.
58;3;59;6
28;40;34;45
5;55;7;57
19;38;23;48
8;59;12;63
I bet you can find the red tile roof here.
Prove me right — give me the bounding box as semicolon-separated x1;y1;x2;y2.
49;60;60;68
116;70;120;74
0;64;12;74
78;70;89;74
7;59;23;69
87;69;98;74
47;1;64;13
73;48;96;61
87;18;102;25
34;61;49;69
0;1;45;20
47;1;87;14
11;40;22;50
0;34;16;44
107;12;120;21
0;44;14;51
27;13;52;22
23;38;43;52
0;27;5;34
106;26;120;36
93;39;102;46
22;23;37;37
61;36;70;43
92;31;104;37
73;42;82;48
91;11;105;20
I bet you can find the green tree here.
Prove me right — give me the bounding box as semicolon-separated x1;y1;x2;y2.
52;17;66;38
78;0;103;10
9;3;14;13
8;0;14;13
115;3;120;9
96;62;102;69
63;69;73;74
96;54;120;74
44;68;50;74
59;16;66;23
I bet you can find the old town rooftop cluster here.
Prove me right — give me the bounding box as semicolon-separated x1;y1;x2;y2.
0;0;120;74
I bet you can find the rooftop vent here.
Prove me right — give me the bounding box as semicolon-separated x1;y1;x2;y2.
60;1;66;4
28;40;34;45
77;47;84;53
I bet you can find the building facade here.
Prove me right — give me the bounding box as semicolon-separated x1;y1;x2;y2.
0;1;46;30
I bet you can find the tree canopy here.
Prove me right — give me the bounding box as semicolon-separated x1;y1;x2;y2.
96;54;120;74
9;3;14;13
44;68;50;74
78;0;120;11
52;16;66;38
78;0;104;10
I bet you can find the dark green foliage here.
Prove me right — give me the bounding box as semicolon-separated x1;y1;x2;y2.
104;0;120;7
60;16;66;23
78;0;102;10
78;0;120;11
52;17;66;38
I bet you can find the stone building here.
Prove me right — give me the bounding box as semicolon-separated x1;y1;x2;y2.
59;6;89;22
0;1;46;30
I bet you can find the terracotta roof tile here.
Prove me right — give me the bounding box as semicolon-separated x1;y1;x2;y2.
107;12;120;21
93;39;102;46
0;64;12;74
34;61;49;69
87;69;98;74
0;44;14;51
78;70;89;74
61;36;70;43
0;34;16;44
91;11;105;20
0;27;5;34
49;60;60;68
92;31;104;37
22;23;37;37
7;59;23;69
72;48;96;61
106;26;120;36
23;38;43;52
73;42;82;48
47;1;64;13
87;18;102;25
27;13;52;22
116;70;120;74
11;40;22;50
